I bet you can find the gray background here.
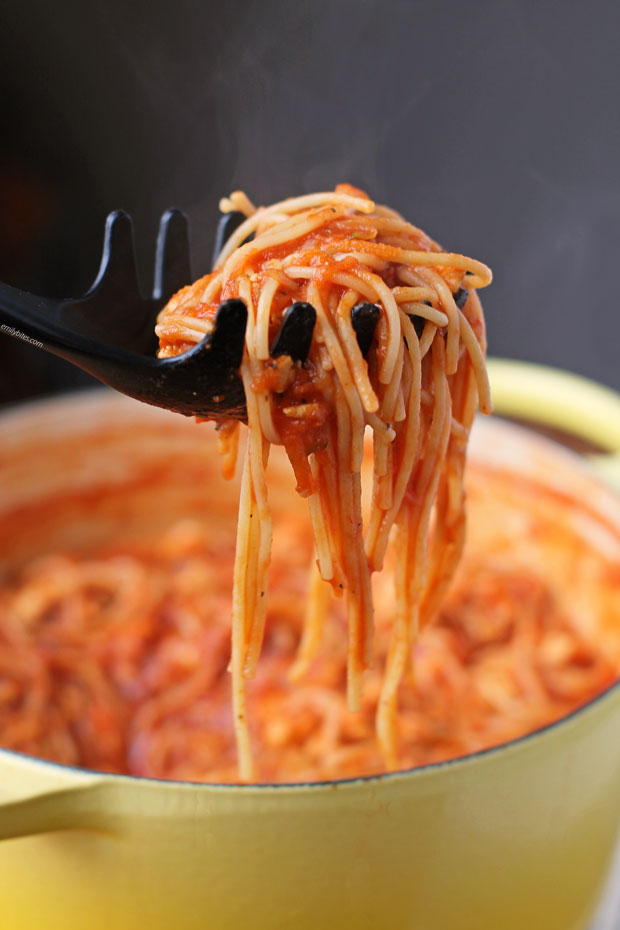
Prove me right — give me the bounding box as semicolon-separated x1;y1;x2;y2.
0;0;618;403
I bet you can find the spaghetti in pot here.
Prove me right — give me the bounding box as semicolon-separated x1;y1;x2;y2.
2;194;620;783
1;462;619;784
156;186;492;778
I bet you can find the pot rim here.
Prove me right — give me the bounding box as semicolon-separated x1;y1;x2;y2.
1;362;620;793
0;674;619;792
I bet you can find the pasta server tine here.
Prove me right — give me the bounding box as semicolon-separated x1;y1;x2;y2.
0;209;440;420
0;210;247;419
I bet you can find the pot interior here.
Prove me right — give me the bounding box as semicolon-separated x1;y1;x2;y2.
2;387;620;782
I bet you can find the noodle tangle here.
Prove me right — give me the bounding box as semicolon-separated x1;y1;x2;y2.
156;185;492;778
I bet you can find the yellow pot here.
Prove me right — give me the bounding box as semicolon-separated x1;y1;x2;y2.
1;360;620;930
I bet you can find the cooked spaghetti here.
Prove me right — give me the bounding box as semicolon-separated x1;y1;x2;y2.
1;456;619;783
156;186;492;778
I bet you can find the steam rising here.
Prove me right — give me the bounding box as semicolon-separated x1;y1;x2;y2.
3;0;619;391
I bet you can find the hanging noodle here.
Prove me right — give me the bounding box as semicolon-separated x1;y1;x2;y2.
155;185;492;779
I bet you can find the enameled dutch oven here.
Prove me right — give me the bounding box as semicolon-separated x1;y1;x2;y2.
1;359;620;930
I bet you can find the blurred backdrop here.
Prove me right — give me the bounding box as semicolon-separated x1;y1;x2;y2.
1;0;618;405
